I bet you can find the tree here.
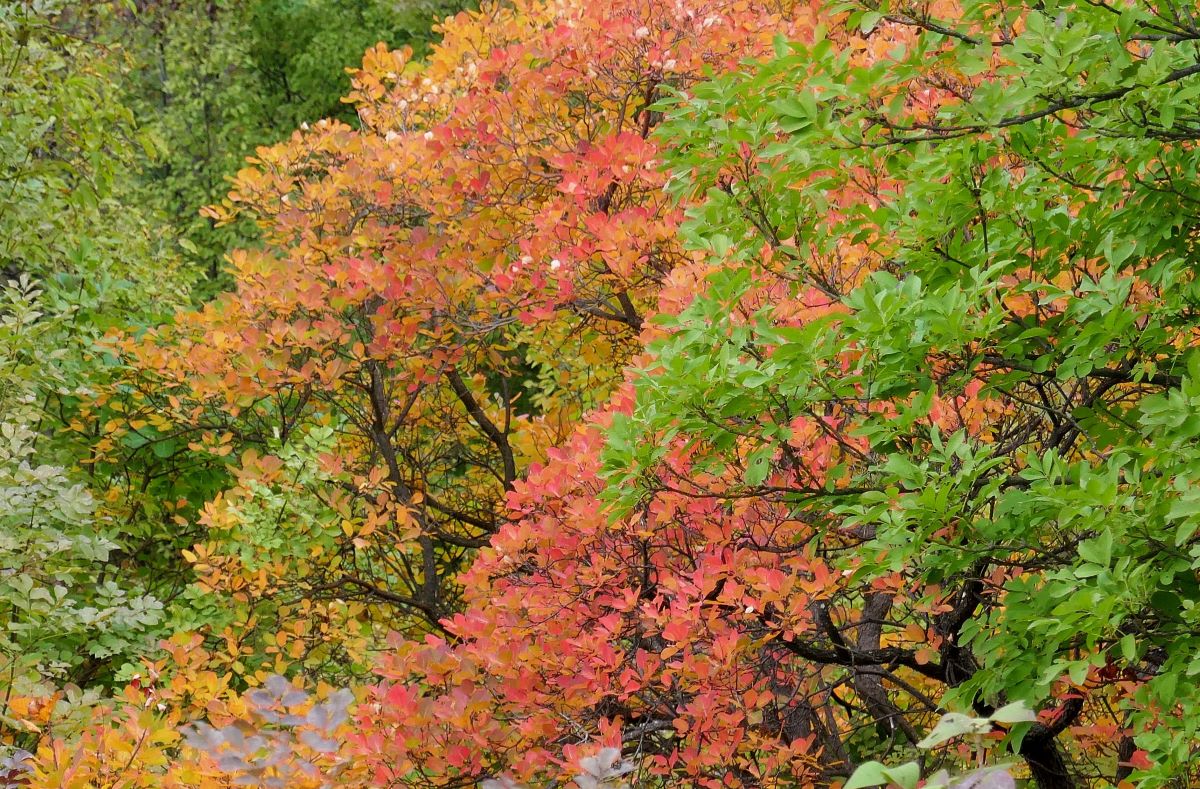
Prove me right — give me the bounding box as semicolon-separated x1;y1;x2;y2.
0;0;194;769
0;280;164;741
112;0;808;683
353;0;1200;787
18;0;1200;785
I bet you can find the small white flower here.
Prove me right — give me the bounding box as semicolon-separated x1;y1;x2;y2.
550;258;561;271
634;25;650;38
300;121;309;131
424;131;435;141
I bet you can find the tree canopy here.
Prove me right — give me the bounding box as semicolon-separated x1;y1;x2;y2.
4;0;1200;787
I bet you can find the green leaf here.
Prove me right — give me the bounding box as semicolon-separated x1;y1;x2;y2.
989;701;1037;724
917;712;992;748
882;763;920;789
1077;529;1112;567
859;11;884;33
743;445;774;486
844;761;891;789
844;761;920;789
1119;634;1137;662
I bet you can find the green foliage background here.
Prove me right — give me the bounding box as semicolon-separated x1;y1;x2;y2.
112;0;467;290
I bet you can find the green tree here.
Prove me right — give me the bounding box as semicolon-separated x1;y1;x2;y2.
0;280;163;696
603;0;1200;784
0;0;193;704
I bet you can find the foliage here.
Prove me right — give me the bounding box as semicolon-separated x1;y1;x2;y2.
244;0;469;126
8;0;1200;786
0;0;191;313
0;0;193;695
603;0;1200;784
845;704;1031;789
0;282;164;684
321;0;1200;787
181;674;356;787
111;0;471;286
111;0;803;686
21;636;364;788
0;0;198;775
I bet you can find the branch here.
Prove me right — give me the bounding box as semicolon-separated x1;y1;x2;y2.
446;368;517;487
981;354;1182;388
779;635;948;682
340;574;449;633
424;493;498;535
1017;695;1085;789
875;61;1200;142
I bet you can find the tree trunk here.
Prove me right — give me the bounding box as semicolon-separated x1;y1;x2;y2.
1021;733;1075;789
1019;696;1084;789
